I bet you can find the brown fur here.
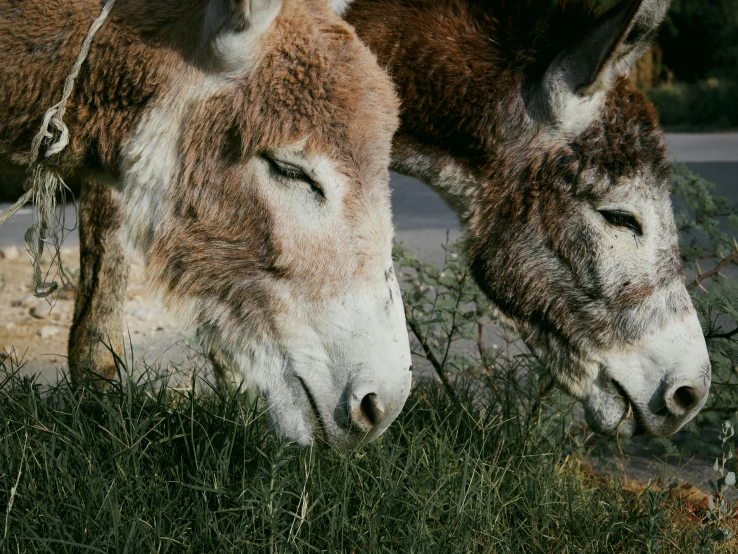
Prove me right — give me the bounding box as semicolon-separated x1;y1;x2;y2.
0;0;179;171
347;0;688;379
0;0;400;389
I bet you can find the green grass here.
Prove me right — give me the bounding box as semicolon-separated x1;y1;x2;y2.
0;359;712;554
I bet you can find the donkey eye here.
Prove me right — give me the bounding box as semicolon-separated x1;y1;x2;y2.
263;155;325;199
599;210;642;236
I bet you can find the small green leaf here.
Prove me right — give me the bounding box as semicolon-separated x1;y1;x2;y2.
727;472;737;487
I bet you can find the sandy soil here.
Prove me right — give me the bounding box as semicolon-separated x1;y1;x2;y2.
0;245;192;383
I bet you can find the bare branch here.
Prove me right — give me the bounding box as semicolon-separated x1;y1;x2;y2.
707;327;738;341
686;250;738;291
406;309;461;408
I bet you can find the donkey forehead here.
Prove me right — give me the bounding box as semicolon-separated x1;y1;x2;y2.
525;80;668;195
244;5;399;164
568;81;670;194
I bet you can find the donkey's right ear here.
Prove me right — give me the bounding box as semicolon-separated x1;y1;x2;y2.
531;0;670;136
203;0;283;71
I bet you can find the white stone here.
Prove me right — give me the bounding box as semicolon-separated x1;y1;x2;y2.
12;294;37;308
30;305;49;319
0;245;20;261
130;308;155;321
38;326;59;339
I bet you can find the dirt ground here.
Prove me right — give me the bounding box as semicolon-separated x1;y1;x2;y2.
0;245;191;383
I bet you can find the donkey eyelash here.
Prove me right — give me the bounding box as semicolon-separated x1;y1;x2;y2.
599;210;643;236
263;155;326;199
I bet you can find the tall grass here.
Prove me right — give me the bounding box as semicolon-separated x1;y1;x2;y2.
0;354;714;553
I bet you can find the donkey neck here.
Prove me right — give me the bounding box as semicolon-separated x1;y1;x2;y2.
346;0;550;221
0;0;208;175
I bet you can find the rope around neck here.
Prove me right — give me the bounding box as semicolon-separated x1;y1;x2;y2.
0;0;117;298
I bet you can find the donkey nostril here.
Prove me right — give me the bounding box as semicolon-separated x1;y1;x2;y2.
360;393;385;427
665;381;707;417
348;388;389;435
673;386;699;412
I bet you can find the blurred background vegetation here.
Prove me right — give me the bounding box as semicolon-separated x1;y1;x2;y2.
627;0;738;130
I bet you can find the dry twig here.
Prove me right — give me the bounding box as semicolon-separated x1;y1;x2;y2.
687;250;738;292
406;309;461;408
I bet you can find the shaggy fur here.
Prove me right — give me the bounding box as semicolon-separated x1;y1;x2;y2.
68;181;131;383
0;0;412;447
347;0;710;436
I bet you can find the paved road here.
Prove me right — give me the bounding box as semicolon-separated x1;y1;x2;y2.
665;133;738;162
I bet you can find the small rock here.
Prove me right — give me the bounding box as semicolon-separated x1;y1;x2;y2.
0;245;20;261
38;326;59;339
12;294;37;308
4;322;16;330
30;304;49;319
130;309;155;321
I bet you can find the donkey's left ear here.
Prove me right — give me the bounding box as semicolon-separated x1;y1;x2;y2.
203;0;283;71
328;0;354;15
532;0;670;134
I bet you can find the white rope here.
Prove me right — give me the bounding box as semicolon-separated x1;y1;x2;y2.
0;0;117;297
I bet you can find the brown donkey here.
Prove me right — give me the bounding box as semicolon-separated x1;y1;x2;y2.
347;0;711;437
0;0;412;448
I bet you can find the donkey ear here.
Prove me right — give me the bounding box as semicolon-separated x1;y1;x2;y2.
328;0;354;15
203;0;283;70
534;0;670;133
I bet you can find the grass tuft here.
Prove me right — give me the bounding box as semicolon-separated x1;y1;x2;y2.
0;352;716;553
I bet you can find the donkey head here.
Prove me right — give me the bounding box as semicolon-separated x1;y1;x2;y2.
347;0;710;437
121;0;410;447
465;0;709;436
